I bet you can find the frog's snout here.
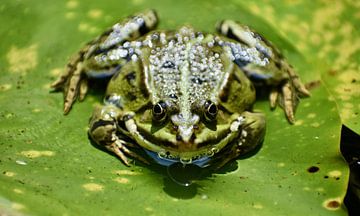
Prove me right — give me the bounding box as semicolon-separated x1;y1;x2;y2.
171;113;200;145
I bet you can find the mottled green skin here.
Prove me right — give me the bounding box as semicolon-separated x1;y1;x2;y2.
88;27;266;168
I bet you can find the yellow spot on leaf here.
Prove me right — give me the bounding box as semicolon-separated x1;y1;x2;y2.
32;108;41;113
82;183;104;191
88;9;103;19
303;102;311;107
253;203;264;209
0;84;12;91
114;177;130;184
3;171;16;177
313;2;344;34
20;150;55;158
7;44;38;74
311;122;320;128
328;170;342;178
277;163;285;167
344;103;354;108
11;203;25;210
78;22;99;34
294;119;304;126
50;68;63;76
323;198;341;210
132;0;144;5
316;187;325;192
307;113;316;118
338;69;360;83
333;38;360;70
13;188;24;194
113;170;141;176
78;22;90;32
66;0;78;9
145;207;153;212
303;187;310;191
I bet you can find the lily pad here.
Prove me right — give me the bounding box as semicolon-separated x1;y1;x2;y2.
0;0;350;215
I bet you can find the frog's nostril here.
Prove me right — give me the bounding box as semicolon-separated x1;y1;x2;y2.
176;134;182;141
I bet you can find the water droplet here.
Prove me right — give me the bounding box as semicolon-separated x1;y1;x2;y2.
167;163;202;187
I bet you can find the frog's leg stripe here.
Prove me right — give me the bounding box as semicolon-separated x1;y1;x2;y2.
217;20;248;45
90;120;115;133
86;65;122;79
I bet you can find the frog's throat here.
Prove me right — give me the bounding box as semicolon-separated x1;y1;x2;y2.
124;114;245;162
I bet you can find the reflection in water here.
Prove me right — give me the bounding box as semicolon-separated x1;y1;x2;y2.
161;161;239;199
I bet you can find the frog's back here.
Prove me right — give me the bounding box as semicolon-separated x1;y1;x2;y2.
145;27;229;103
107;26;255;114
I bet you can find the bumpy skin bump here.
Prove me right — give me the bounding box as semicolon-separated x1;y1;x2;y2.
52;10;308;168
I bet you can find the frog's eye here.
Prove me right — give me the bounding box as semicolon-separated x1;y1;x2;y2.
204;100;218;121
152;101;167;121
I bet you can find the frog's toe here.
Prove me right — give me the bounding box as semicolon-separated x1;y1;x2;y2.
286;67;311;97
63;62;85;114
111;139;150;166
269;88;279;109
79;78;89;101
107;142;131;166
295;79;311;97
281;82;296;123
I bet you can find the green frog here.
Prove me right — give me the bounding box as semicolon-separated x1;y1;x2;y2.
52;10;309;169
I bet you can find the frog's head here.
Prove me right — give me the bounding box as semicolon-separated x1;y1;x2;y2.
114;30;256;167
132;93;254;168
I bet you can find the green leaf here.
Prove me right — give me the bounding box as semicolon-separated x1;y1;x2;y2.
0;0;351;215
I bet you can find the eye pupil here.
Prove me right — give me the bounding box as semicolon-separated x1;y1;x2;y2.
152;101;167;121
153;104;163;114
204;100;218;121
208;104;217;115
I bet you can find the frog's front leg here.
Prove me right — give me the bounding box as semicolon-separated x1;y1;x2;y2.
89;104;149;166
214;111;266;169
51;9;158;114
217;20;310;123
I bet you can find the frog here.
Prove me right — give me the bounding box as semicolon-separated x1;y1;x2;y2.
51;9;309;170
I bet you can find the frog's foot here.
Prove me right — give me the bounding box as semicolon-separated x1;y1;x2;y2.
270;65;310;123
89;105;149;166
51;50;89;114
90;120;149;166
106;138;150;166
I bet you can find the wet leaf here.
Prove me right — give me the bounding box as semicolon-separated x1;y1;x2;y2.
0;0;351;215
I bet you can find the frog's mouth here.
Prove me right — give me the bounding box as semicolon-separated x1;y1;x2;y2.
123;114;246;167
143;149;211;168
132;122;242;165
